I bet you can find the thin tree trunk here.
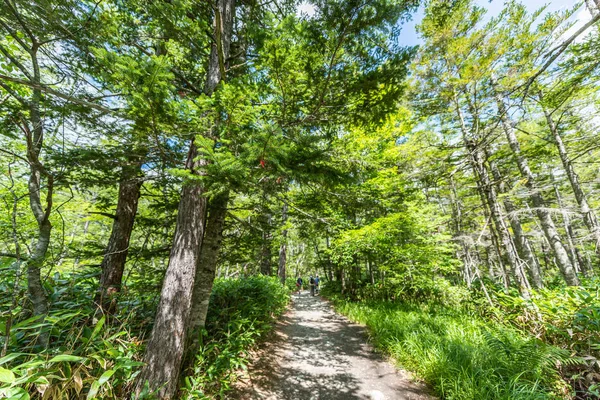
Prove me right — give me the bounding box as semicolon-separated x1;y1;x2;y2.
260;214;273;276
134;0;234;396
494;88;579;285
490;161;544;289
454;95;530;297
25;44;52;346
542;100;600;262
552;179;581;273
278;203;288;285
183;191;229;371
96;163;143;313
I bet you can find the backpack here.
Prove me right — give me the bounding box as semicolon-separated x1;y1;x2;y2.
310;277;315;285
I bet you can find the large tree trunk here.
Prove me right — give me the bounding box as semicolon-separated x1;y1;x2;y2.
490;161;544;289
494;89;579;285
96;163;143;313
134;158;208;398
183;191;229;371
542;101;600;262
278;203;288;285
134;0;234;396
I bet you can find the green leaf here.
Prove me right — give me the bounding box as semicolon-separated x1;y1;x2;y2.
87;380;100;400
98;369;115;385
0;367;15;383
90;316;106;341
0;352;26;366
48;354;85;363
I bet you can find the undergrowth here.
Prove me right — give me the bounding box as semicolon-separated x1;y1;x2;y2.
181;275;289;399
0;270;289;399
324;281;598;400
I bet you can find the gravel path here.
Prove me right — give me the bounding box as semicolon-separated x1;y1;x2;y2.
231;291;434;400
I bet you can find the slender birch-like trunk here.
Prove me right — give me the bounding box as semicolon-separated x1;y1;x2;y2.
489;161;544;289
542;100;600;262
455;95;531;297
494;89;579;285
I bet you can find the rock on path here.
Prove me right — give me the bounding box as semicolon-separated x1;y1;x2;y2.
231;291;435;400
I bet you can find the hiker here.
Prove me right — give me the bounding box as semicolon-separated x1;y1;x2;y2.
315;275;320;294
309;275;315;296
296;276;303;294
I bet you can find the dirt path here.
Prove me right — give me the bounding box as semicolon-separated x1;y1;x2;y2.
231;291;434;400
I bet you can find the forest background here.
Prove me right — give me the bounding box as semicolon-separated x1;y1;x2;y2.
0;0;600;399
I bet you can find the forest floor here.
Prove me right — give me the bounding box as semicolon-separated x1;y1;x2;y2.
230;291;434;400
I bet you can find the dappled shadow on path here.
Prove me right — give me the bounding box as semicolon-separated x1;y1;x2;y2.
230;292;434;400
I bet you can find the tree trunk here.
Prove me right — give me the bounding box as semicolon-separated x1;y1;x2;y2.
278;203;288;285
134;162;207;398
552;179;582;273
96;163;143;313
134;0;234;395
542;101;600;262
490;161;544;289
494;89;579;285
260;214;273;276
454;96;530;297
183;191;229;371
25;45;52;346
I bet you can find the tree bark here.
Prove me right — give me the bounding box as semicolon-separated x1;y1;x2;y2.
183;191;229;371
542;101;600;262
552;178;581;272
278;203;288;285
25;44;52;346
494;89;579;285
134;0;234;396
490;161;544;289
455;95;530;297
96;163;143;313
134;160;207;398
260;213;273;276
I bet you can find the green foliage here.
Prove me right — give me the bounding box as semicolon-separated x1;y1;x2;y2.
0;271;144;400
0;272;289;399
328;294;575;399
490;281;600;394
181;276;289;399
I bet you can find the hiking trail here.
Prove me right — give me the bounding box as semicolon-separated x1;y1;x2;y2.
232;291;435;400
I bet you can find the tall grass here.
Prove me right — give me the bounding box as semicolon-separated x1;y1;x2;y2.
330;298;574;399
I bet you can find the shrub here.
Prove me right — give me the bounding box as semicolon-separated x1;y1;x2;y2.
182;275;289;399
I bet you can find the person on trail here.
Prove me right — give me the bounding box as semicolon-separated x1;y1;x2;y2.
315;275;320;294
296;276;303;294
309;275;315;296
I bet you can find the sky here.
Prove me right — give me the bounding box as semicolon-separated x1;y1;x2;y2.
400;0;588;46
297;0;591;46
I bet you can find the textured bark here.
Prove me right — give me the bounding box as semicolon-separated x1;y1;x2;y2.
553;181;581;272
96;163;143;312
543;103;600;261
134;165;207;398
490;161;544;289
278;203;288;285
494;90;579;285
25;44;52;346
183;192;229;371
134;0;234;396
455;97;530;297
